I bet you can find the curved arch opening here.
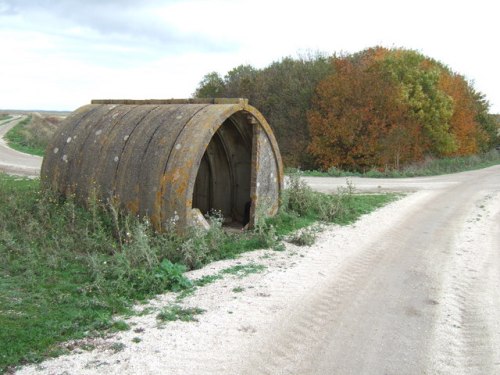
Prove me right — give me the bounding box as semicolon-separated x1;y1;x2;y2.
192;112;253;228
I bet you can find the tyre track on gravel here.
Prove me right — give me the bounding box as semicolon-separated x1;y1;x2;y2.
236;191;438;375
431;188;500;375
240;167;500;375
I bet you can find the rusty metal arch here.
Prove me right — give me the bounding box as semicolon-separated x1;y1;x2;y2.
41;99;284;232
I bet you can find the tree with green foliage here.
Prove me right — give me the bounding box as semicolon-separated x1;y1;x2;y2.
223;65;258;100
472;91;499;151
193;72;225;98
378;49;456;155
252;55;333;168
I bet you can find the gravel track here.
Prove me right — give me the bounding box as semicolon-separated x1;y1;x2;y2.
0;116;42;177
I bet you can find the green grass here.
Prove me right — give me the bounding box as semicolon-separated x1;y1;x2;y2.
109;320;131;332
288;149;500;178
176;263;267;301
0;114;13;123
156;305;205;323
220;263;267;277
0;172;395;372
5;116;46;156
193;274;224;287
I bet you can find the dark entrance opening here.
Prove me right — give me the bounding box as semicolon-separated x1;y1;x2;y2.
192;112;253;226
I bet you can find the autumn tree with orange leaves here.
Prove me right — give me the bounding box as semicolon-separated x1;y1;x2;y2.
308;47;496;171
308;53;425;170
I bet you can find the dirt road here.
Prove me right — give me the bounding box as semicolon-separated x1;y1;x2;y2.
15;165;499;375
0;116;43;176
302;173;464;193
251;168;500;375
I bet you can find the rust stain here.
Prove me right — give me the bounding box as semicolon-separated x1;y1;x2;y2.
175;180;188;196
150;213;161;230
155;174;169;221
126;199;139;215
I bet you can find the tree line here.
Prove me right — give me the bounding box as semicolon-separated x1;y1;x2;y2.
193;47;499;171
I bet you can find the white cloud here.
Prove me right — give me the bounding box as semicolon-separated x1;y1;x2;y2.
0;0;498;112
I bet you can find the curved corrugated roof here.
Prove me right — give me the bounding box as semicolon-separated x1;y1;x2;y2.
41;100;283;231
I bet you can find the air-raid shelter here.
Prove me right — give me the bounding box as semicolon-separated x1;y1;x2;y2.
41;99;284;231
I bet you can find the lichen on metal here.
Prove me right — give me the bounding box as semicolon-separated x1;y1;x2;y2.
41;99;284;232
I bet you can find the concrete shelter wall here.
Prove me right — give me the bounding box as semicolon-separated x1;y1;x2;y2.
41;100;283;232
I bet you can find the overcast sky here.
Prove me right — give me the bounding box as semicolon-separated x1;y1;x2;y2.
1;0;499;113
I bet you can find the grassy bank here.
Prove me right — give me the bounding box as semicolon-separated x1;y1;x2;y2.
5;114;63;156
0;114;13;123
4;116;41;155
290;150;500;178
0;174;396;372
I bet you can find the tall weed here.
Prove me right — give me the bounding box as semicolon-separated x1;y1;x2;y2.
283;172;355;222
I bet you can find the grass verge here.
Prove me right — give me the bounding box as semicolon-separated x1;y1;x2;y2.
289;149;500;178
0;173;396;372
5;114;63;157
0;114;13;123
157;305;206;323
4;115;46;156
